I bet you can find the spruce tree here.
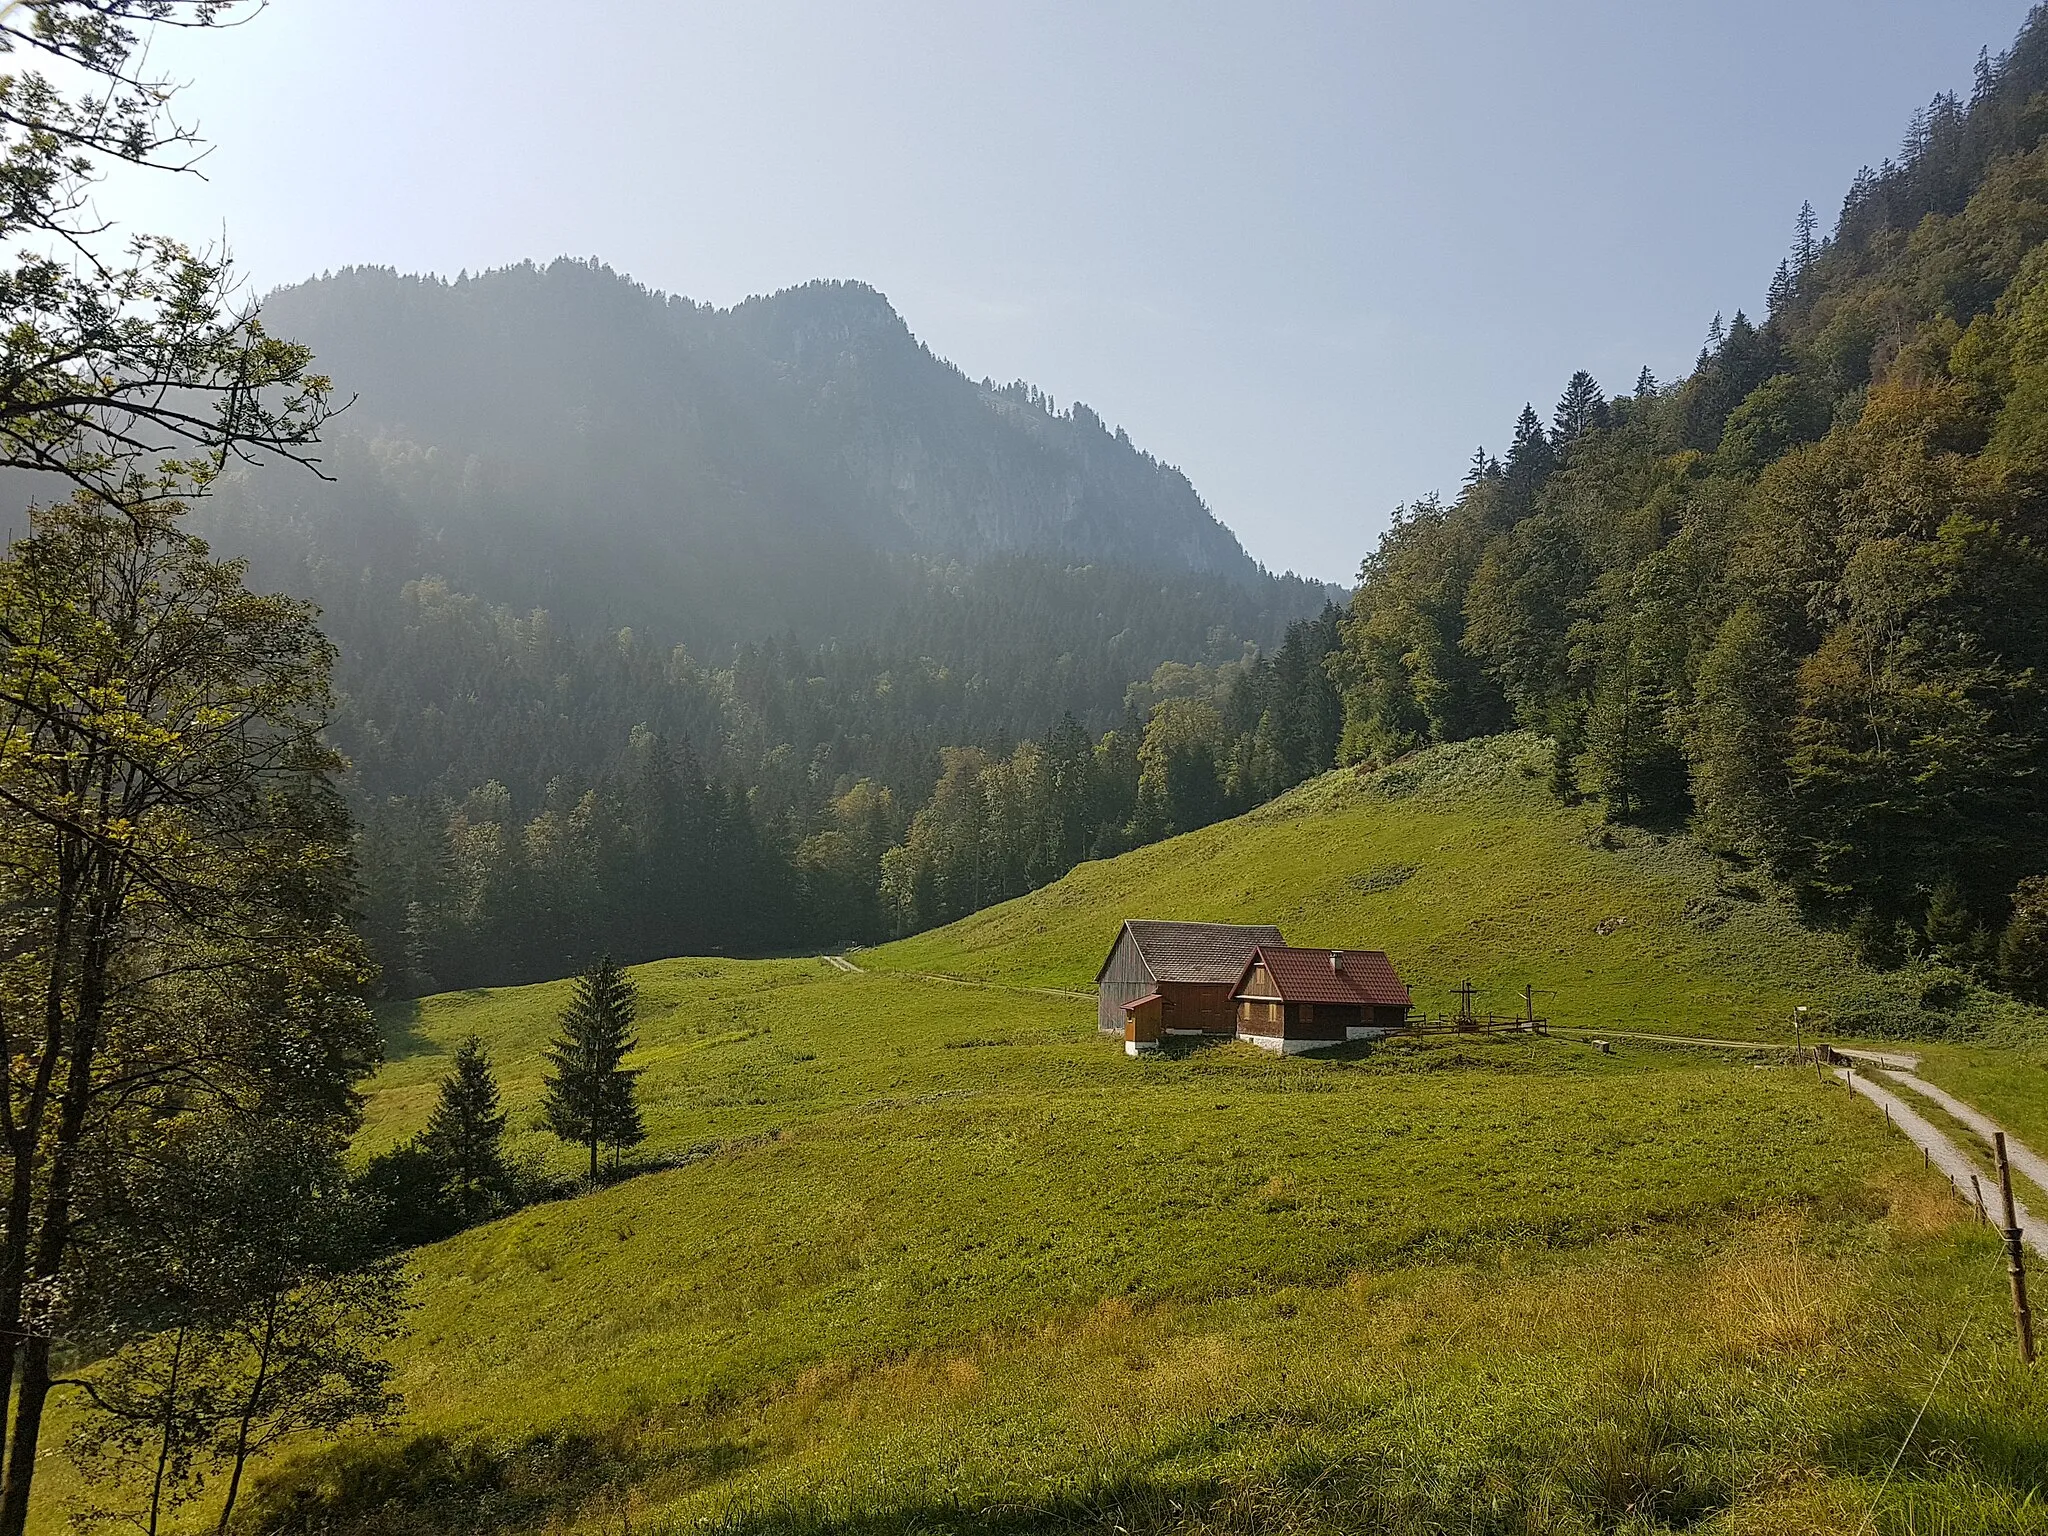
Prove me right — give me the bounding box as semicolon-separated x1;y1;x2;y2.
1925;877;1972;956
1552;371;1607;448
2000;878;2048;1003
420;1035;513;1224
541;956;646;1183
1767;259;1795;315
1504;405;1555;502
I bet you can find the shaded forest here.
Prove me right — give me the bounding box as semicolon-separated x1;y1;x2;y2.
355;600;1345;992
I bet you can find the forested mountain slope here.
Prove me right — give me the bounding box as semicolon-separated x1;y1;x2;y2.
212;263;1274;650
1328;9;2048;1006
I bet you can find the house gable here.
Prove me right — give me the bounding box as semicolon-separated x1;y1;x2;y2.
1095;920;1285;1036
1231;944;1411;1009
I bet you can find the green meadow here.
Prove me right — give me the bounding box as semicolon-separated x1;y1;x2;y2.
53;738;2048;1534
869;734;1865;1039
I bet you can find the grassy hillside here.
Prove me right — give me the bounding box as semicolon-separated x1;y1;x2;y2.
50;738;2048;1535
873;734;1866;1039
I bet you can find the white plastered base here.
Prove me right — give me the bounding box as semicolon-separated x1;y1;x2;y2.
1236;1033;1340;1056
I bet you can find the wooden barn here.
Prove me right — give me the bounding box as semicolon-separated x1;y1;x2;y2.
1230;944;1412;1054
1095;920;1284;1049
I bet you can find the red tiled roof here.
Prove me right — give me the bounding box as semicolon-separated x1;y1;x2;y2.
1233;944;1410;1007
1122;993;1163;1010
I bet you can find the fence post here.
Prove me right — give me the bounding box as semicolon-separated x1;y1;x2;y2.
1995;1132;2037;1365
1973;1173;1991;1226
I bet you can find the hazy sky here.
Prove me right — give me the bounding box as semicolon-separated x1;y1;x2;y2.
111;0;2040;582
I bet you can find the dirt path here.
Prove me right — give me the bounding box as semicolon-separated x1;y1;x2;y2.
900;970;1094;1003
1544;1025;1784;1052
821;955;1091;1003
1881;1069;2048;1198
1835;1067;2047;1257
1543;1028;1926;1071
1833;1045;1923;1072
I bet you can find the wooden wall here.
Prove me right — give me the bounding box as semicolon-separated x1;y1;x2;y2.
1097;929;1154;1034
1159;981;1238;1035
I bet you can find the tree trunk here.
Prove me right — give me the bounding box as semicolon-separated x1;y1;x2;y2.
2;873;115;1536
0;872;78;1467
0;1341;53;1536
148;1327;188;1536
214;1292;279;1536
589;1135;599;1186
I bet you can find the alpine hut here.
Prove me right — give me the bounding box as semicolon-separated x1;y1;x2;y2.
1230;944;1411;1054
1095;920;1285;1051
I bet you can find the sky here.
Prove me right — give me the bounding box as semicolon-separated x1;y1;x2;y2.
106;0;2043;583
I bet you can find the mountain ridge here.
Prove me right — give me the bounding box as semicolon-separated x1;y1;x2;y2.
229;260;1287;653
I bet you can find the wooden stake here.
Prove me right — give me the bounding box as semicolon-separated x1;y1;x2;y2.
1973;1173;1990;1225
1995;1132;2036;1365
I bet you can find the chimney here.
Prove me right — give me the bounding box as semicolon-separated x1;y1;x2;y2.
1330;951;1343;973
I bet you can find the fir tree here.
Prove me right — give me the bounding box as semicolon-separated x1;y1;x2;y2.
420;1035;513;1224
1634;366;1658;398
1767;259;1795;315
1794;201;1819;270
541;956;646;1182
1552;371;1607;448
2001;878;2048;1003
1505;404;1554;483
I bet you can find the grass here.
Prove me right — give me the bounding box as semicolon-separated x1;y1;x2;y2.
866;734;1868;1040
38;736;2048;1535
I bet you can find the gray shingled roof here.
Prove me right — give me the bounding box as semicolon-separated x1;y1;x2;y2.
1107;919;1285;984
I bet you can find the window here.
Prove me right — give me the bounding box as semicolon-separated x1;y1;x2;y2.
1301;1003;1315;1025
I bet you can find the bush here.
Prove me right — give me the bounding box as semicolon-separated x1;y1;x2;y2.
354;1138;463;1250
1829;973;1964;1040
